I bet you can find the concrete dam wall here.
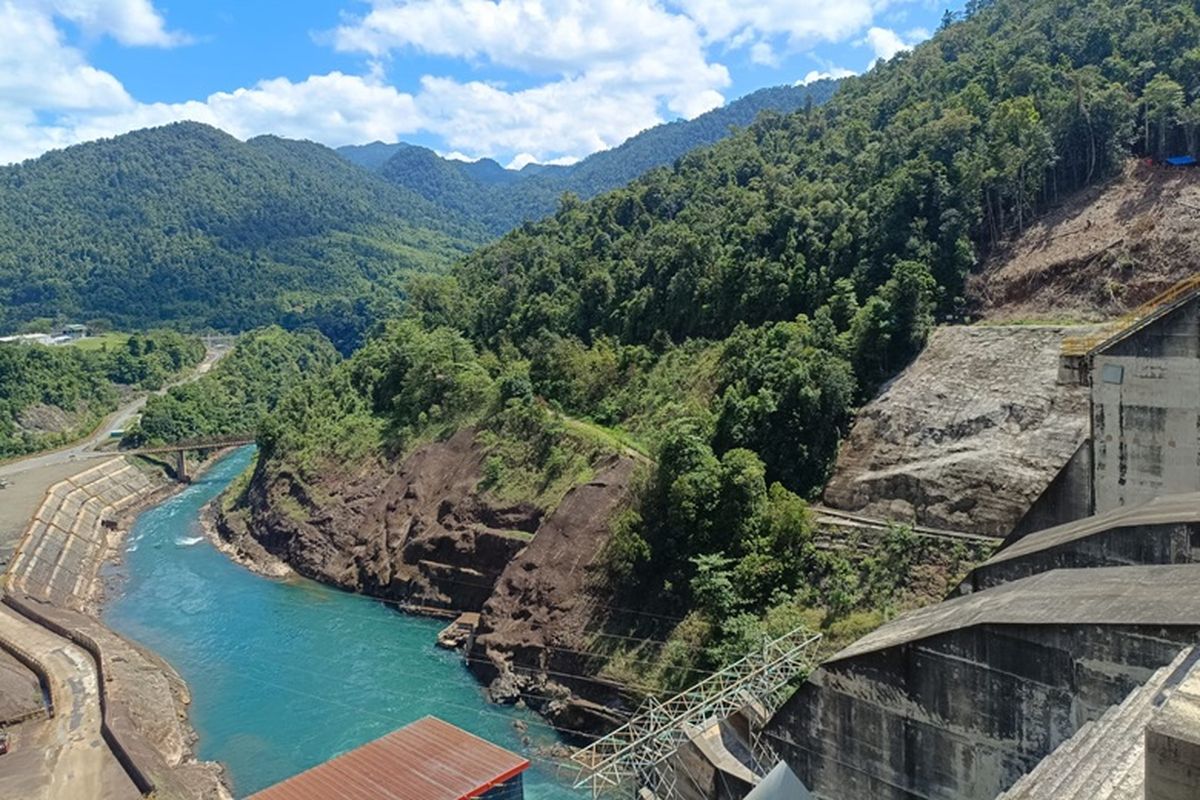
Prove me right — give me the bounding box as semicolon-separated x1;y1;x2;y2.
764;565;1200;800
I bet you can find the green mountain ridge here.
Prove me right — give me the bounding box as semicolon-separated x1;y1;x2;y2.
0;122;487;351
344;81;842;234
0;83;837;352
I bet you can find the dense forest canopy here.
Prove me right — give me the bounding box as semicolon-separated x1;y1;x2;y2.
125;327;340;447
356;81;841;235
0;331;203;458
253;0;1200;677
0;123;487;352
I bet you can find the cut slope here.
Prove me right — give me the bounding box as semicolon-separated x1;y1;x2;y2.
971;161;1200;321
823;325;1089;536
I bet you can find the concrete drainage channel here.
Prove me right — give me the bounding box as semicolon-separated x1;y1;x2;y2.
0;458;165;798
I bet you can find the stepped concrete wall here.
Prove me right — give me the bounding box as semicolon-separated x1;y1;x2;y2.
996;647;1198;800
5;459;163;609
1092;293;1200;512
767;624;1197;800
961;493;1200;594
1146;652;1200;800
1007;440;1092;541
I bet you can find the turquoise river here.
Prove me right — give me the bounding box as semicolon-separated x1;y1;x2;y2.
103;447;583;799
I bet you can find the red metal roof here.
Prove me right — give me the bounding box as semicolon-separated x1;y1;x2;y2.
245;716;530;800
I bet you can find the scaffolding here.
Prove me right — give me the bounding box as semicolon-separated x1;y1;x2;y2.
1061;272;1200;356
571;626;822;798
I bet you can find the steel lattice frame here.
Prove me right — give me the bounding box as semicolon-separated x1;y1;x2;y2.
571;626;822;798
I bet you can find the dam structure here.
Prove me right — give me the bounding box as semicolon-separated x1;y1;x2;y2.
763;275;1200;800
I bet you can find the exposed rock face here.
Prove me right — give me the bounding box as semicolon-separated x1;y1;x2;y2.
223;428;539;611
468;455;638;734
823;325;1089;536
223;428;641;734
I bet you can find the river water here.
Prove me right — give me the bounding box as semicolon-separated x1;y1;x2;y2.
103;447;583;799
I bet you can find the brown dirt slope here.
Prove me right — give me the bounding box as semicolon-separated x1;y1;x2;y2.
971;161;1200;321
469;455;638;734
222;428;543;611
823;325;1088;536
224;429;641;734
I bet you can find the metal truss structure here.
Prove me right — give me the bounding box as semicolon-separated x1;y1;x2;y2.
570;625;822;798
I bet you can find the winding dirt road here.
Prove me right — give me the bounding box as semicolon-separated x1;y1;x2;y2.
0;342;229;799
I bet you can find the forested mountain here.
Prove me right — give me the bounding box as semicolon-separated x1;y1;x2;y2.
256;0;1200;684
0;123;488;351
347;81;842;234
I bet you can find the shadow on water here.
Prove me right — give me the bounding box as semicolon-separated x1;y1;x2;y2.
104;446;584;798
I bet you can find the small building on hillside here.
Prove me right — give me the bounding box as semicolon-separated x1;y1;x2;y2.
246;716;530;800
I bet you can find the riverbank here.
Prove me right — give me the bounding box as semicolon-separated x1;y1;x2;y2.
0;453;236;800
104;447;580;798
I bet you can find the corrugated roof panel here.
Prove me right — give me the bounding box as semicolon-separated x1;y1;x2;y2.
246;716;531;800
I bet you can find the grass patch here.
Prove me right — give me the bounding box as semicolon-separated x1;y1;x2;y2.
66;332;131;352
559;415;650;459
475;398;618;513
221;458;258;513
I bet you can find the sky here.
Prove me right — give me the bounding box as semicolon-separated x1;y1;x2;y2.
0;0;958;168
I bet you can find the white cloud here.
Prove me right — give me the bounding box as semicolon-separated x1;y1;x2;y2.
750;41;778;67
797;67;857;86
332;0;731;162
66;73;423;149
34;0;186;46
861;26;929;66
676;0;877;50
2;0;929;167
507;152;579;170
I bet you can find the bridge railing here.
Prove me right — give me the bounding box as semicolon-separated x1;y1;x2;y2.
129;433;256;454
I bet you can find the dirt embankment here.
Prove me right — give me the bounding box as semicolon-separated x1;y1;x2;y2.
220;429;640;732
970;160;1200;320
220;428;542;611
469;456;638;734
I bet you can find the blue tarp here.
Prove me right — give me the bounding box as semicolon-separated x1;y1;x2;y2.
1164;155;1197;166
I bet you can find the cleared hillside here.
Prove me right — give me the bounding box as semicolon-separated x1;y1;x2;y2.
823;325;1089;536
971;161;1200;321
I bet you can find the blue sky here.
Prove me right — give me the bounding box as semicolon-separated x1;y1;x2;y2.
1;0;959;167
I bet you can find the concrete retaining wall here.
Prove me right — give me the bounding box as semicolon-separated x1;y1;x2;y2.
968;521;1200;592
0;457;165;797
2;593;155;794
5;459;162;608
766;623;1200;800
1092;294;1200;512
1007;440;1093;542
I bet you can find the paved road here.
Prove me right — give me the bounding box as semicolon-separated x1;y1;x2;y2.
0;343;228;481
0;606;138;800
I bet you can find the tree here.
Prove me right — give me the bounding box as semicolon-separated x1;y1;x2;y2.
1143;73;1185;156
